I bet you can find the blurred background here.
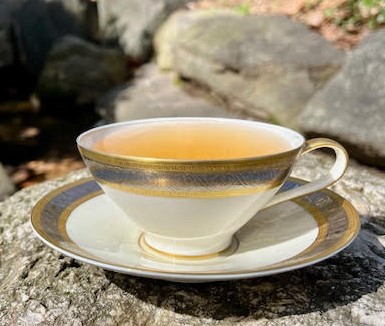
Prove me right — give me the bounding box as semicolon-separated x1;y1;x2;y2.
0;0;384;198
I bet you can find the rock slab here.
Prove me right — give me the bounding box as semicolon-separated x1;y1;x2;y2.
157;11;344;128
97;63;233;122
38;36;126;108
300;29;385;167
1;155;385;325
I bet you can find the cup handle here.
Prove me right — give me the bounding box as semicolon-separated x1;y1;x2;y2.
263;138;349;209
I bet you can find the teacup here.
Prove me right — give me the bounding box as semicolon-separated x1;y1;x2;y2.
77;117;348;257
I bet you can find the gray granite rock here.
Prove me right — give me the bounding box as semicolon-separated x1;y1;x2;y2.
299;29;385;168
155;9;237;71
97;63;234;122
98;0;191;62
38;36;126;108
1;153;385;325
160;11;344;128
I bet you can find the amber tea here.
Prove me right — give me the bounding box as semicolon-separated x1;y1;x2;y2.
93;120;290;160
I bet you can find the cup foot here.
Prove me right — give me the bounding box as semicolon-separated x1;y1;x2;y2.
139;233;238;260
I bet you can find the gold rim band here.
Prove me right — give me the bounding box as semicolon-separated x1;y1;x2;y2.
79;145;301;173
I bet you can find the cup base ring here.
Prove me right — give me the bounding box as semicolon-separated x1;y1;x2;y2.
138;233;239;260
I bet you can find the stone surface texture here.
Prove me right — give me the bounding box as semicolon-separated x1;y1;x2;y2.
159;11;344;128
299;29;385;168
1;153;385;325
38;36;126;107
97;63;234;123
98;0;191;62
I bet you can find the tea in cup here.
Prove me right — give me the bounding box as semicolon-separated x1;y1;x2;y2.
77;118;348;257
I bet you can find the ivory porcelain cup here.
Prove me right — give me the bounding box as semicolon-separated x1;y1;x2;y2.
77;118;349;257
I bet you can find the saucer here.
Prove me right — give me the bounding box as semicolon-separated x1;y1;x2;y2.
31;177;360;283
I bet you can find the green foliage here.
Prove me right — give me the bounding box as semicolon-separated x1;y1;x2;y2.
235;4;251;15
324;0;385;31
323;8;336;18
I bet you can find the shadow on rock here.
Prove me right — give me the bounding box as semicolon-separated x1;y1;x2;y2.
106;215;385;320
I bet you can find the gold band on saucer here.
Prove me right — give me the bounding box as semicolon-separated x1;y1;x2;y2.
31;177;360;278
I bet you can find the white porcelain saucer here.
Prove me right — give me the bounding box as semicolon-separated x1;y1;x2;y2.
31;178;360;283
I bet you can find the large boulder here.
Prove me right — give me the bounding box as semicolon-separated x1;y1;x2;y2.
0;2;13;69
1;155;385;324
97;0;192;62
0;0;97;97
157;11;344;128
299;30;385;168
38;36;126;108
12;0;97;76
155;9;237;71
97;63;234;122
